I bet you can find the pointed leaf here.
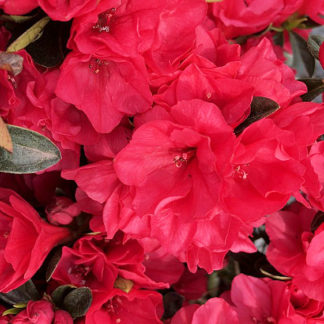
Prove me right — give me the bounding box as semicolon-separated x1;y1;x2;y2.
0;125;61;174
62;287;92;319
7;16;50;53
2;307;21;316
300;78;324;101
234;97;280;135
45;247;62;282
0;281;40;305
0;117;13;152
307;35;324;60
290;31;315;77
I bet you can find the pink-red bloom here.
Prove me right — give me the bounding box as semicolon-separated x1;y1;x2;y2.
0;188;70;292
266;202;324;301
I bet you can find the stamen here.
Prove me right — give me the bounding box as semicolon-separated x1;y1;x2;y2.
93;8;116;33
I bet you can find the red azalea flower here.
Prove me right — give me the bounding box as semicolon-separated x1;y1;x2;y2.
171;298;239;324
266;202;324;302
56;51;152;133
0;188;70;293
52;233;165;323
229;274;304;323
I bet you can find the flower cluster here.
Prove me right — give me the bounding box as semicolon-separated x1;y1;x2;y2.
0;0;323;323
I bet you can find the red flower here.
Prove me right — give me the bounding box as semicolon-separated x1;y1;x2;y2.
266;202;324;302
209;0;303;39
0;0;37;15
56;52;152;133
229;274;304;323
51;233;165;324
0;189;70;293
171;298;239;324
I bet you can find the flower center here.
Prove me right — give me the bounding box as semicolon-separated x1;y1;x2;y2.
88;58;109;74
234;165;249;180
93;8;116;33
172;148;195;168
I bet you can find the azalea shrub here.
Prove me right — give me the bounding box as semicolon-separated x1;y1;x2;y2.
0;0;324;323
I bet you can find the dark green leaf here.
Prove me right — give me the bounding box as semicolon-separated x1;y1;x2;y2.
234;97;280;135
62;287;92;319
0;125;61;174
162;292;184;320
0;281;40;305
300;78;324;101
45;247;62;282
311;211;324;233
290;31;315;77
51;285;76;308
307;35;324;59
26;20;71;68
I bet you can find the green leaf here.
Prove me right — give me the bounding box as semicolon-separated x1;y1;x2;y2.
62;287;92;319
234;97;280;135
0;14;35;24
300;78;324;101
0;281;40;305
13;303;27;309
51;285;76;308
7;16;50;52
290;31;315;77
2;307;21;316
307;35;324;60
0;125;61;174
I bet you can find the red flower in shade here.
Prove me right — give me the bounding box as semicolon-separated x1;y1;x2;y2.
11;300;73;324
0;0;37;15
55;51;152;133
0;188;70;293
266;202;324;302
52;233;165;324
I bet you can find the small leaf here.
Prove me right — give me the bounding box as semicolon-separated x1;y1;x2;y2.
51;285;76;308
0;14;35;24
45;247;62;282
311;211;324;233
234;97;280;135
0;52;23;76
0;117;13;152
7;16;50;53
62;287;92;319
290;31;315;77
300;78;324;101
13;303;27;309
2;307;21;316
0;125;61;174
0;281;40;305
307;35;324;59
114;277;134;293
